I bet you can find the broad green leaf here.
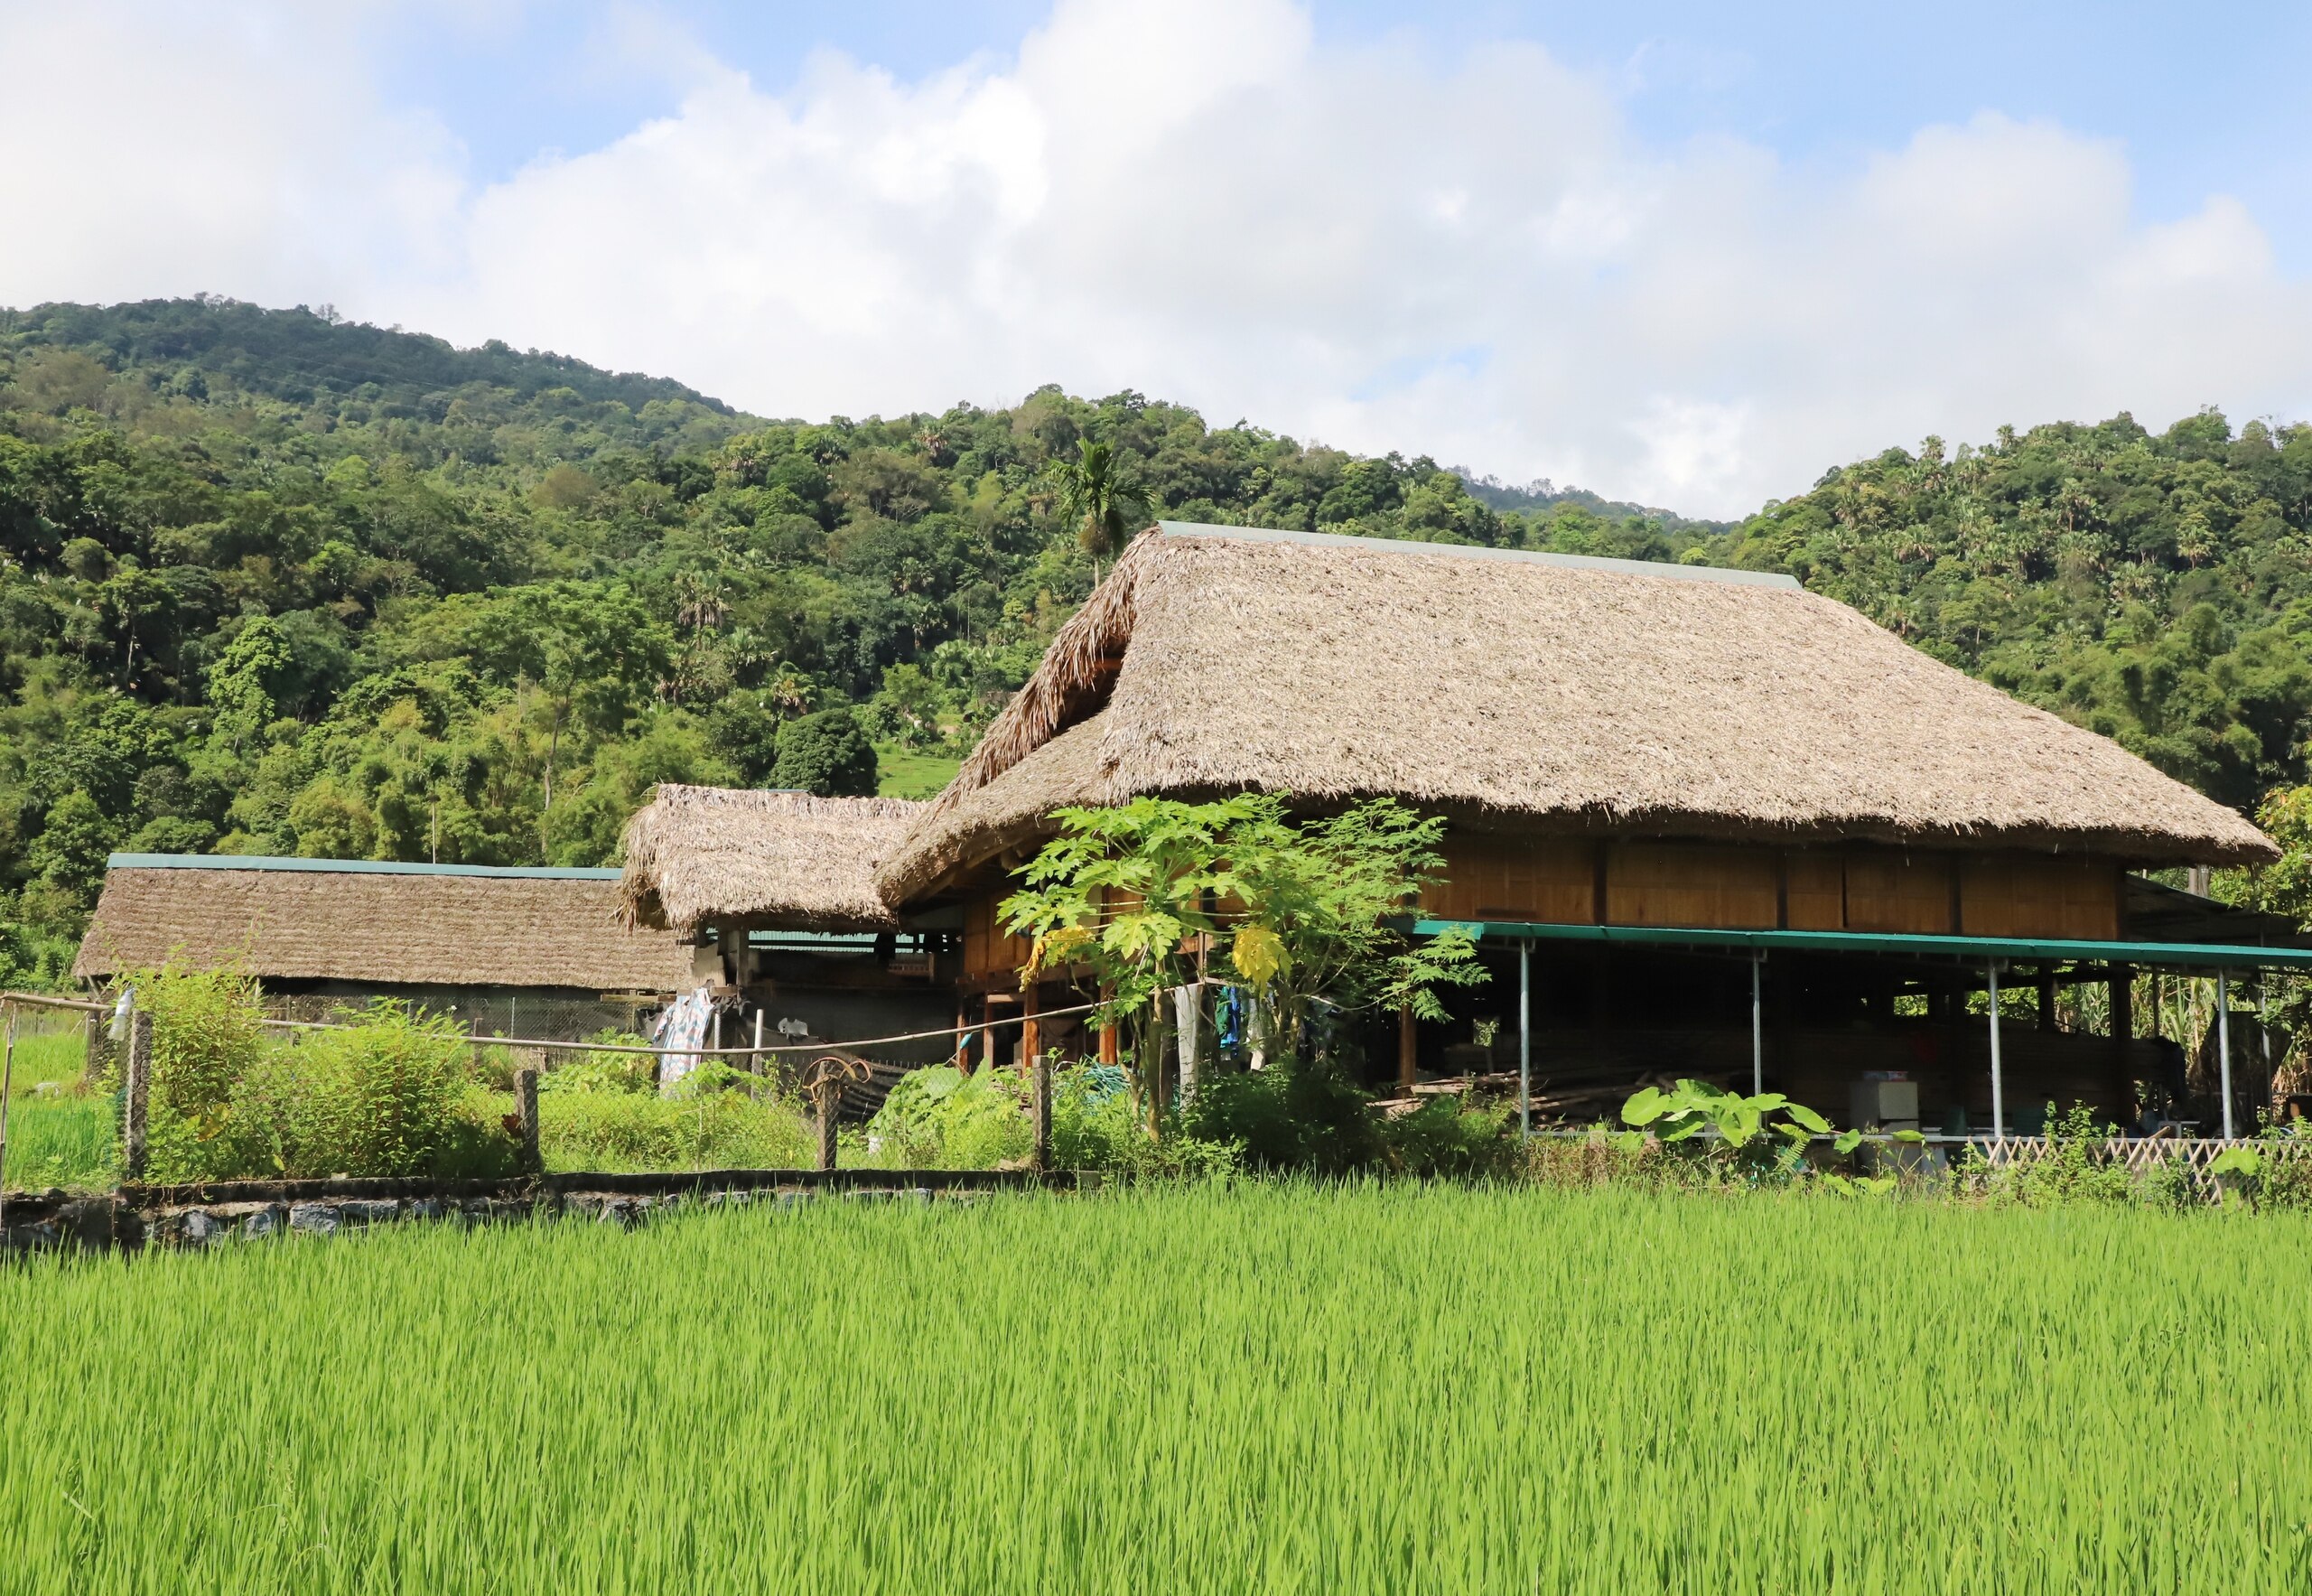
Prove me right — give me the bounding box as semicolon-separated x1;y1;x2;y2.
1621;1087;1666;1126
1784;1103;1830;1135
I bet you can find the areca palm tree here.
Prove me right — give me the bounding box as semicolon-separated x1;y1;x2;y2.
1049;441;1158;575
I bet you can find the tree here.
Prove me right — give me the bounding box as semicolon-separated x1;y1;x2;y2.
707;690;788;786
1047;440;1157;565
1002;795;1484;1134
770;708;878;797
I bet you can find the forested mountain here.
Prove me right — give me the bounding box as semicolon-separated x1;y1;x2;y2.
2;296;2308;985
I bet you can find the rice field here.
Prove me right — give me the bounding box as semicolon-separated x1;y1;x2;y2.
5;1184;2309;1593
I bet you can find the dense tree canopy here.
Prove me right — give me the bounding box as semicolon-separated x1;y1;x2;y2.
3;297;2308;985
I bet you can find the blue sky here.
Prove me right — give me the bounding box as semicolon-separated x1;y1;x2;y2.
5;0;2308;514
384;0;2312;267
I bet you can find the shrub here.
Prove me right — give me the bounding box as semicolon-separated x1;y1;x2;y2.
1185;1059;1382;1174
538;1086;813;1172
1376;1095;1522;1178
867;1065;1033;1170
225;1003;477;1179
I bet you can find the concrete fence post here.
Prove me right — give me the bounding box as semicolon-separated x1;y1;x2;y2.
123;1010;153;1182
515;1067;541;1176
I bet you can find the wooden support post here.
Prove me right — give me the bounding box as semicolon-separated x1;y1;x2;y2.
1031;1046;1052;1171
124;1010;153;1182
515;1067;541;1175
2110;964;2134;1119
1398;1003;1417;1090
0;1005;16;1229
814;1081;838;1171
751;1009;765;1077
955;1000;971;1072
1097;1001;1119;1069
1021;985;1041;1080
2036;968;2056;1031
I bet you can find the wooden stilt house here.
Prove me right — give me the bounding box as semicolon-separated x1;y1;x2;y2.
631;522;2312;1136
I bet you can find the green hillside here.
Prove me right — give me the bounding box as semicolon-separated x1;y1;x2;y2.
1;296;2307;983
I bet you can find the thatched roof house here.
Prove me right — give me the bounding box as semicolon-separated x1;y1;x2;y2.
876;522;2272;901
75;854;698;994
619;788;922;933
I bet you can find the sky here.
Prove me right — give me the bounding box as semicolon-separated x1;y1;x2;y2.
3;0;2308;518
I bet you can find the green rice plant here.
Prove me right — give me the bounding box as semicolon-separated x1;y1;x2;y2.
3;1186;2310;1592
0;1093;117;1189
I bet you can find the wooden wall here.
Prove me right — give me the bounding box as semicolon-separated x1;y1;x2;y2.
1421;835;2121;941
961;891;1034;981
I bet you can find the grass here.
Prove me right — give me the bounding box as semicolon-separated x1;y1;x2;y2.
2;1028;116;1190
875;742;961;799
4;1184;2309;1592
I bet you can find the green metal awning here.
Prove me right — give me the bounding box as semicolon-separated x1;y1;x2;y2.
1408;918;2312;973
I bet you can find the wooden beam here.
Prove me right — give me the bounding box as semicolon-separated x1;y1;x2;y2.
1021;984;1040;1079
1398;1003;1418;1090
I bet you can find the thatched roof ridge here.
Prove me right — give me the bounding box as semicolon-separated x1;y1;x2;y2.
75;857;696;990
619;786;921;932
877;523;2272;899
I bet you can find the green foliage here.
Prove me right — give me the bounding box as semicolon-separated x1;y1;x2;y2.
769;706;878;797
864;1064;1031;1170
222;1003;479;1180
1003;794;1485;1131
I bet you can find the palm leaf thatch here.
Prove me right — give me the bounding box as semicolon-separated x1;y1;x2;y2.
74;860;697;991
620;787;921;933
877;522;2274;901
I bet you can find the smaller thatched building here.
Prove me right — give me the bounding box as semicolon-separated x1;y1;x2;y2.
616;789;955;1069
75;854;704;1037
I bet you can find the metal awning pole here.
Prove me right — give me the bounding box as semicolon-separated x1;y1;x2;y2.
2217;975;2234;1140
1518;939;1532;1140
1988;960;2004;1140
1749;950;1764;1097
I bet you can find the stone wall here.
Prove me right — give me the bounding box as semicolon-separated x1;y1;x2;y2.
1;1167;1089;1255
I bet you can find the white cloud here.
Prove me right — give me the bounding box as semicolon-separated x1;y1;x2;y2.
4;0;2309;517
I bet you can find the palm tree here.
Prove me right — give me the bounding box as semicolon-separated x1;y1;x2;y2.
1049;441;1158;576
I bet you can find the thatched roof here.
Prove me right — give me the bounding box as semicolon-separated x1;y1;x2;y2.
74;855;699;991
619;787;922;932
878;522;2274;900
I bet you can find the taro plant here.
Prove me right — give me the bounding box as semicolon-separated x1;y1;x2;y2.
1617;1079;1864;1186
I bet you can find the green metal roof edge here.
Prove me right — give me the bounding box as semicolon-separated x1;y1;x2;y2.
1409;918;2312;971
1156;520;1802;590
106;853;625;882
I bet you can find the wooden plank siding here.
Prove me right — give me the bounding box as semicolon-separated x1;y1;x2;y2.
961;890;1034;981
1421;837;1595;923
1783;850;1845;931
1606;843;1780;929
1960;854;2121;940
1419;833;2123;943
1843;851;1956;935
